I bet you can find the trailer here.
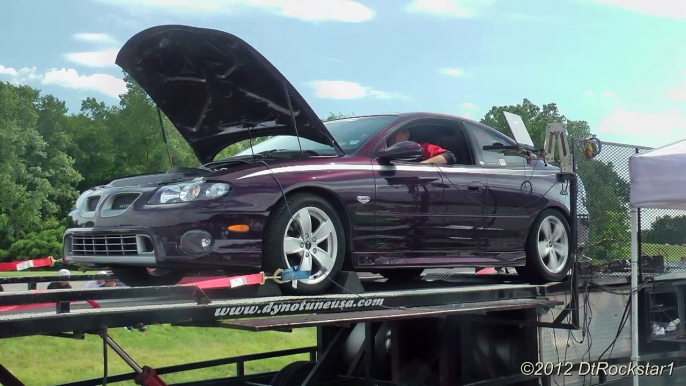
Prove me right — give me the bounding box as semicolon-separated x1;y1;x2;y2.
0;265;681;386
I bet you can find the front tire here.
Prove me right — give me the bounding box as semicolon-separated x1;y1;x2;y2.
263;193;346;295
516;209;573;282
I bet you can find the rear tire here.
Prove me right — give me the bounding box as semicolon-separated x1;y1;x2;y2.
111;267;185;287
516;209;573;282
263;193;346;295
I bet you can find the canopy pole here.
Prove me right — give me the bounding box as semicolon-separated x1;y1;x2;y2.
630;207;640;386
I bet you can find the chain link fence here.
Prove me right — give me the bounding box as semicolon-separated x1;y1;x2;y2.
573;139;686;279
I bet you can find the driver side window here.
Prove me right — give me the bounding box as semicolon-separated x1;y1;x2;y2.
466;123;527;168
377;120;472;166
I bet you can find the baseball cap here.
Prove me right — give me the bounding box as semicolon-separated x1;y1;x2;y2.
58;269;71;277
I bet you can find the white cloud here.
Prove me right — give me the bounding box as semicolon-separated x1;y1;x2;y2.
0;65;42;85
64;49;119;68
308;80;406;100
670;85;686;101
326;57;344;64
0;65;18;76
73;33;118;45
461;102;478;110
406;0;496;18
596;109;686;147
591;0;686;19
42;68;127;99
584;91;595;97
439;68;464;77
95;0;375;22
1;64;126;99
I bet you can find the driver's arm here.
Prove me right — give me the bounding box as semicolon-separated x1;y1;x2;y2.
421;152;452;164
418;143;456;165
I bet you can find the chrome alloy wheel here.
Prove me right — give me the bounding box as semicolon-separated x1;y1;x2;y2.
537;215;569;274
282;206;339;285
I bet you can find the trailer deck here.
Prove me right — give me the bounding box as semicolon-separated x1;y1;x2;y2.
2;270;685;386
0;272;569;338
0;271;578;386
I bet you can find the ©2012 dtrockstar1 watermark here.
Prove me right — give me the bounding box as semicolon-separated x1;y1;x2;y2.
520;361;675;377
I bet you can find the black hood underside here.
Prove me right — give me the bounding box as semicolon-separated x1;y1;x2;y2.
116;25;343;164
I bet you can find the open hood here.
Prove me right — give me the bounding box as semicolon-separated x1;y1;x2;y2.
116;25;343;164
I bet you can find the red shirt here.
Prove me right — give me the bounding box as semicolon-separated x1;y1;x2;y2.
421;143;446;160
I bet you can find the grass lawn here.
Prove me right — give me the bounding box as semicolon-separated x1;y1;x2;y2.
1;324;316;385
642;243;686;261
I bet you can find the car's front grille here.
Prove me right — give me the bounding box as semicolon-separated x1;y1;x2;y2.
70;234;153;256
112;194;139;210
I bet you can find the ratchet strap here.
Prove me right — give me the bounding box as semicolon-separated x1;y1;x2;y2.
185;266;312;290
0;256;57;272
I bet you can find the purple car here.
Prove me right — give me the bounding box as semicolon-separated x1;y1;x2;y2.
63;25;577;294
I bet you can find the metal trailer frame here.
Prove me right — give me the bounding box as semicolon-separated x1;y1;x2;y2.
4;267;686;386
0;270;581;386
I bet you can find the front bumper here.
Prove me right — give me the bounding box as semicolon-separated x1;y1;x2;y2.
63;227;158;267
63;182;270;270
63;217;267;270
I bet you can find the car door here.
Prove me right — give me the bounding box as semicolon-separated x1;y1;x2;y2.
423;119;488;258
370;121;444;263
462;121;544;251
370;118;487;265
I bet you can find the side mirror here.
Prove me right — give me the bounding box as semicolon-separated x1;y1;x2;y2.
378;141;424;164
482;142;505;151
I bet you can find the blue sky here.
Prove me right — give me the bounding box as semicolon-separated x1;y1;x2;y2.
2;0;685;148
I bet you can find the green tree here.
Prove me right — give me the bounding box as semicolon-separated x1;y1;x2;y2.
0;83;57;247
643;215;686;245
35;94;83;215
575;157;631;261
480;98;592;148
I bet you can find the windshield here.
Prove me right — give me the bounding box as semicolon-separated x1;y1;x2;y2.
235;115;398;157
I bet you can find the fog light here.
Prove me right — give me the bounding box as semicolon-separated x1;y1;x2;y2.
180;230;213;255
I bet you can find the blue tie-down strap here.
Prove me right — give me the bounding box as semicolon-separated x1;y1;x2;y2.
280;265;311;282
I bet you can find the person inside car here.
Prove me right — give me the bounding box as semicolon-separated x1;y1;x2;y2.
386;127;456;165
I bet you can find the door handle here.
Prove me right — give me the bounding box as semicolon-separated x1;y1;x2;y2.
467;182;484;191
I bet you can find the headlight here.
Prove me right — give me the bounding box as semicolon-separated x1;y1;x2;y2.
148;181;232;205
75;190;90;208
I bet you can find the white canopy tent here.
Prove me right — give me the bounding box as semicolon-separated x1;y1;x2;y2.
630;138;686;210
628;138;686;386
